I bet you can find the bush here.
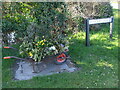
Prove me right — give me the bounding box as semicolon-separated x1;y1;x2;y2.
2;2;35;44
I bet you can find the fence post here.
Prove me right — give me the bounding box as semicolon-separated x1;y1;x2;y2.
110;16;114;39
86;18;90;46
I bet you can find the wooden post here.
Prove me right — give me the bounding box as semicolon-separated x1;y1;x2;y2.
110;16;114;39
86;18;90;46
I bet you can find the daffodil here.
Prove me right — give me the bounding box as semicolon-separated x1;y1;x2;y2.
42;43;45;45
37;40;43;44
28;52;33;57
40;40;44;43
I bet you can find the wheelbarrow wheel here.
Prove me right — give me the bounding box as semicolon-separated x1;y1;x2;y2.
55;52;67;65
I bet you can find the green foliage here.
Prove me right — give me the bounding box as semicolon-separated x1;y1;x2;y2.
2;2;69;45
73;17;85;32
33;2;67;36
96;3;113;18
19;22;69;62
2;2;35;43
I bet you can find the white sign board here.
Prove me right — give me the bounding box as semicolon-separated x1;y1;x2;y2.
89;18;112;25
85;16;114;46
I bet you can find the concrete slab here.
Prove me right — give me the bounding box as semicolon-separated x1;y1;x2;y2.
14;56;80;80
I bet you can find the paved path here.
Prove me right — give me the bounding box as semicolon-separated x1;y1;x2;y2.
14;59;80;80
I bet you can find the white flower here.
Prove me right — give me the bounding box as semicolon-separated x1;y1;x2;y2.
54;50;58;55
49;46;56;51
64;46;69;50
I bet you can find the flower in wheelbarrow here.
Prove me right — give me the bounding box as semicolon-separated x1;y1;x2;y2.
54;49;58;55
28;52;33;57
42;43;45;45
60;44;64;47
37;40;44;44
64;46;69;51
49;46;56;51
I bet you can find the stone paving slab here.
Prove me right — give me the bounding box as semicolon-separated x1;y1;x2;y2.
14;59;81;80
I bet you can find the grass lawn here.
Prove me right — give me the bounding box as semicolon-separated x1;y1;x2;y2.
2;9;119;88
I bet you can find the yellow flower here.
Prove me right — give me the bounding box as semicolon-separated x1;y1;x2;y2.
37;40;43;44
37;41;40;44
28;52;33;57
40;40;44;43
42;43;45;45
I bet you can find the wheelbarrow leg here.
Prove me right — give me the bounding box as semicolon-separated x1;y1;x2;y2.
32;62;38;73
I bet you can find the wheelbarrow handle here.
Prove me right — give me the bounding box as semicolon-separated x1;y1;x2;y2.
4;47;11;49
3;56;27;61
3;46;18;50
3;56;11;59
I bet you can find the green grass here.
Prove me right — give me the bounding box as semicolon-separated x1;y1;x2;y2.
2;9;119;88
0;46;2;89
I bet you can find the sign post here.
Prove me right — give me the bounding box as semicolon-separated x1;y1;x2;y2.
110;16;114;39
85;16;114;46
86;18;90;46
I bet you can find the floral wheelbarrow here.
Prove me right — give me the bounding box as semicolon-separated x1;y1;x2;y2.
3;45;69;64
3;45;69;73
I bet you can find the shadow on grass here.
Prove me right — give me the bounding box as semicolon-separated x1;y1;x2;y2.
68;34;118;88
68;34;118;71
